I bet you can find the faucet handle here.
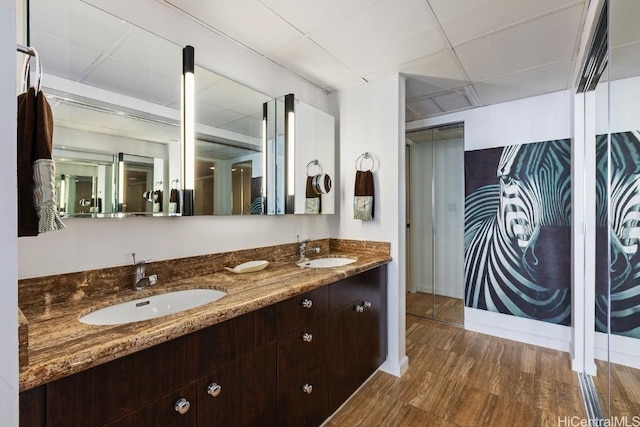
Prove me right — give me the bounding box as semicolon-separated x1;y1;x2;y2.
132;253;152;266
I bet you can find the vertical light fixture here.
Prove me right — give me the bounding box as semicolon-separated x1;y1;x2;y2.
59;174;66;212
261;102;267;214
117;152;124;213
284;94;295;214
182;45;195;216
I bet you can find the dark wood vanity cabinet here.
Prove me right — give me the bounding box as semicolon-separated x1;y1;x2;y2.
38;306;277;427
276;286;329;427
328;265;388;413
20;265;388;427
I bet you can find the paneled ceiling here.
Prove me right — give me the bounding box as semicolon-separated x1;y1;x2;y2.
163;0;590;119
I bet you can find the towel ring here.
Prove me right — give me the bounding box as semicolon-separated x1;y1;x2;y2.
171;179;179;189
355;152;375;171
21;46;42;96
306;159;323;177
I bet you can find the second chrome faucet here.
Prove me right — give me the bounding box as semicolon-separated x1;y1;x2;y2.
132;253;158;291
297;236;321;260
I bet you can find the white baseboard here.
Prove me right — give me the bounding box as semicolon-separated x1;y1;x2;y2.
594;331;640;370
464;307;572;352
380;355;409;377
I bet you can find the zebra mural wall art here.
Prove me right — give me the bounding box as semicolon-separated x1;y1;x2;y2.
596;131;640;339
464;139;572;325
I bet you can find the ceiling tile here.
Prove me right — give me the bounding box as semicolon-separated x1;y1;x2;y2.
82;57;180;106
198;79;270;116
219;116;263;138
195;101;244;128
31;0;132;53
428;0;584;46
406;97;443;118
165;0;302;55
610;0;640;48
309;0;445;75
32;30;103;81
270;37;362;89
257;0;381;33
610;43;640;82
472;59;573;105
454;5;583;82
109;28;183;80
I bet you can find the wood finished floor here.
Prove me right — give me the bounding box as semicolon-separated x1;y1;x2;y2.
325;315;586;427
594;359;640;418
406;292;464;325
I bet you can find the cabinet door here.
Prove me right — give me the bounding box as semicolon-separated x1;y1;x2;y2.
328;287;386;413
20;386;45;427
103;382;196;427
197;343;277;427
277;317;327;393
277;286;328;338
278;364;328;427
47;333;195;426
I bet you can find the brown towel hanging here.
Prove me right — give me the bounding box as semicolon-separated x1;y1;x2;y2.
17;88;40;236
353;170;374;220
17;88;65;236
305;176;321;214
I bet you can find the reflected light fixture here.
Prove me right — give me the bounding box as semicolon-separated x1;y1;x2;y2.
261;102;267;214
181;45;195;216
59;174;66;212
284;94;295;213
117;152;124;212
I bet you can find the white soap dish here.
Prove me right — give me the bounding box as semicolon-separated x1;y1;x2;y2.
224;260;269;274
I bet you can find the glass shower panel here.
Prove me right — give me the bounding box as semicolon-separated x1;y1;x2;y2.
604;0;640;418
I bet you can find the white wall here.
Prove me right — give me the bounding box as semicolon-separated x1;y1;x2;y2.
2;0;19;423
408;90;572;148
329;74;408;377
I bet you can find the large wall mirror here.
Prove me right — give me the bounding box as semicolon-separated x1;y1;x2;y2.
30;0;335;217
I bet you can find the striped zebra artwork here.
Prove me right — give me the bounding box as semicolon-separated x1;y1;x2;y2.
596;131;640;339
464;139;572;325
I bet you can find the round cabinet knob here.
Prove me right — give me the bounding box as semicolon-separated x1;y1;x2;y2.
364;301;372;309
174;398;191;415
302;333;313;343
301;298;313;309
207;383;222;397
355;305;364;313
302;383;313;394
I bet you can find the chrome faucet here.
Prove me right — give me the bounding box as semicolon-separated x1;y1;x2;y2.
297;236;320;260
132;253;158;291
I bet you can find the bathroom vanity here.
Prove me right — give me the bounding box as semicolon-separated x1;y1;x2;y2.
18;240;389;426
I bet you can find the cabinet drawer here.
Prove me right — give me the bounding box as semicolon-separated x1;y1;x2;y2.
277;286;327;337
328;265;386;312
278;364;328;427
103;382;197;427
195;305;277;377
277;317;327;394
197;343;277;427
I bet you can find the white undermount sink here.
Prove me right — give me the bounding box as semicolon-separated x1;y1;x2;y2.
79;289;227;325
297;257;356;268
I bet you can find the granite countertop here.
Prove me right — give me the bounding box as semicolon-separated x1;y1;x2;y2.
19;244;391;391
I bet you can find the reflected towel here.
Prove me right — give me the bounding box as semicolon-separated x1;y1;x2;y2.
353;170;374;220
169;188;180;214
305;176;321;214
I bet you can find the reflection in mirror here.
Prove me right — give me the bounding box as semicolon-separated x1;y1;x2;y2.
193;65;270;215
31;0;183;216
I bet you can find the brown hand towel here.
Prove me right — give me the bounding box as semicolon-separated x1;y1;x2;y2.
17;88;65;236
17;88;39;236
305;176;321;214
169;188;180;214
353;170;374;220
